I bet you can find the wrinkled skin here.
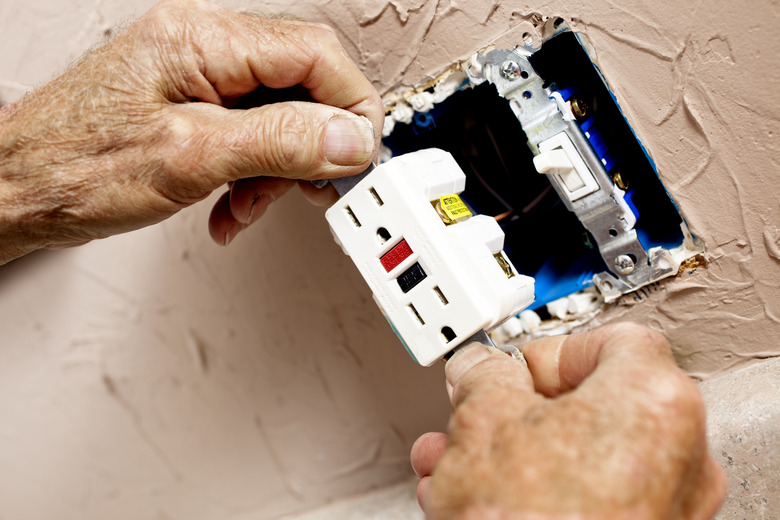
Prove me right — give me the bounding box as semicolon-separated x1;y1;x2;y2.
412;323;727;519
0;0;382;264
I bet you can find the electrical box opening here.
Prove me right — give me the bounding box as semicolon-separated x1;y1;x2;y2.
381;19;702;319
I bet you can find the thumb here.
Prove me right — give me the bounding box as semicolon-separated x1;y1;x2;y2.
520;322;678;397
445;343;536;408
161;101;375;195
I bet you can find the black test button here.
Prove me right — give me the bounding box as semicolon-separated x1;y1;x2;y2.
397;262;427;293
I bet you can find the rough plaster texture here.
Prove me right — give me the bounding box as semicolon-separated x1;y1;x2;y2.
702;357;780;519
0;0;778;518
0;198;448;520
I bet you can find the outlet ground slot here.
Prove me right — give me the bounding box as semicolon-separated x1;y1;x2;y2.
441;326;457;343
377;227;391;244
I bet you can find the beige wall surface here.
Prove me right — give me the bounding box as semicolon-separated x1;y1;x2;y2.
0;0;778;519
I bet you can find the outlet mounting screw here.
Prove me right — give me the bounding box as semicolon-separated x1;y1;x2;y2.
500;60;522;81
614;254;635;275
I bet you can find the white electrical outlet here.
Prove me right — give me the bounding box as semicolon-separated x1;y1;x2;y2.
325;148;535;366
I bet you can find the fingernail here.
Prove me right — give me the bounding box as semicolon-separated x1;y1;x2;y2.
445;344;492;387
246;194;273;225
224;222;244;246
323;115;374;166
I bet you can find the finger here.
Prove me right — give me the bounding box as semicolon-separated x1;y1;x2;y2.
520;322;677;397
229;177;295;224
417;476;432;513
298;180;340;207
537;323;718;517
445;343;536;408
208;190;246;246
410;432;449;478
690;456;727;520
233;14;384;153
143;1;383;152
162;102;375;194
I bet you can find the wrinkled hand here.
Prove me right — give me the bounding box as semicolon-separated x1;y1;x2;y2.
0;0;382;264
411;323;726;519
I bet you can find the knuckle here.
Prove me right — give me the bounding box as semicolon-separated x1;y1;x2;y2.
310;22;338;36
306;23;339;43
614;322;671;354
163;109;198;142
160;111;200;169
669;374;705;415
648;370;706;428
304;23;344;55
146;0;216;32
156;109;213;198
259;20;337;60
450;386;526;435
449;400;492;435
146;0;183;24
260;104;316;174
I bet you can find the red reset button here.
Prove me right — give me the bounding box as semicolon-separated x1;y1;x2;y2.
380;239;413;272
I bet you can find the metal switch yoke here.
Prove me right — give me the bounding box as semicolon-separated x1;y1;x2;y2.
467;46;676;301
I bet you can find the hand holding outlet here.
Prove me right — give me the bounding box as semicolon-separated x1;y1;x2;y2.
0;0;382;264
325;149;534;366
411;323;726;519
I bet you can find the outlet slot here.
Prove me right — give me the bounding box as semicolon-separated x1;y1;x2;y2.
433;286;449;305
408;304;425;325
380;239;413;272
369;187;384;206
377;227;391;244
441;326;457;343
345;206;361;228
397;262;427;293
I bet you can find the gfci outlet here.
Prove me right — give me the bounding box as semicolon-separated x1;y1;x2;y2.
325;149;535;366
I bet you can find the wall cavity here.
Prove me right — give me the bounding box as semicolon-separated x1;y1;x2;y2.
0;0;778;518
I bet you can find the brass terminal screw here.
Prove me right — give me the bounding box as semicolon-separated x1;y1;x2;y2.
612;171;629;190
570;97;589;119
493;252;515;279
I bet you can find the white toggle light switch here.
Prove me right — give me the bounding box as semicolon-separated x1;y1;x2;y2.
533;148;585;191
534;133;600;202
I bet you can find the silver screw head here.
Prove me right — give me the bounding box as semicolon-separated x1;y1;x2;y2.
500;60;521;81
614;254;635;275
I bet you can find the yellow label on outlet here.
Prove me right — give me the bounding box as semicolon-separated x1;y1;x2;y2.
439;194;472;222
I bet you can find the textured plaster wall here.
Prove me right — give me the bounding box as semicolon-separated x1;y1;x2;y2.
0;0;778;519
701;357;780;519
0;202;451;520
319;0;780;379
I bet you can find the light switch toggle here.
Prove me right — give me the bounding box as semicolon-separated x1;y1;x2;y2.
534;132;600;202
534;149;585;191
